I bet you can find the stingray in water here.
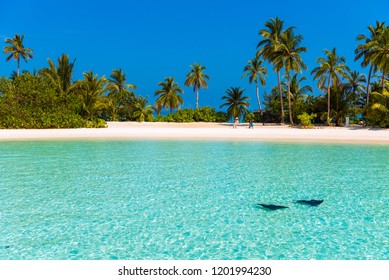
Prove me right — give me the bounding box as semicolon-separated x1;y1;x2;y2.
257;203;289;210
296;199;323;206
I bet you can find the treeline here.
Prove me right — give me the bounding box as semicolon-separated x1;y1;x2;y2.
1;19;388;128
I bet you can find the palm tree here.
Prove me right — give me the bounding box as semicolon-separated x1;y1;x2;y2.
73;71;107;119
241;57;267;112
355;21;386;104
184;63;209;109
3;34;34;76
287;74;313;102
154;77;184;114
57;54;76;93
311;48;349;124
39;54;76;95
344;70;366;108
106;69;136;120
220;87;250;120
272;28;307;125
366;26;389;93
257;17;293;123
133;96;153;122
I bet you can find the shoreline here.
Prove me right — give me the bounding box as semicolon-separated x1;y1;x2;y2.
0;122;388;144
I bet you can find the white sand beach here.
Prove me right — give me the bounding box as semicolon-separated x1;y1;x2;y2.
0;122;388;144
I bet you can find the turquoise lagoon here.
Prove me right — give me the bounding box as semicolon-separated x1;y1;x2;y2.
0;140;388;260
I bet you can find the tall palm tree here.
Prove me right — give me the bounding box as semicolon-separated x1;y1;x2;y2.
3;34;34;76
366;26;389;93
184;63;209;109
220;87;250;120
133;96;153;122
311;48;349;124
344;70;366;108
257;17;293;123
106;69;136;120
39;54;76;95
272;28;307;125
241;57;267;112
355;21;386;104
74;71;107;119
154;77;184;114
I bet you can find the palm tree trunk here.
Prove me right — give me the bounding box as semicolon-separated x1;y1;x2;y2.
17;58;20;76
366;65;372;104
196;89;199;109
277;71;284;123
287;73;293;126
327;77;331;125
382;72;385;94
255;81;262;112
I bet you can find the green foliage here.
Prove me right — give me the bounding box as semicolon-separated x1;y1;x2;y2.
243;112;255;122
364;90;389;127
152;107;226;123
297;112;317;127
171;109;194;122
215;111;227;122
0;73;105;128
193;106;217;122
85;117;107;128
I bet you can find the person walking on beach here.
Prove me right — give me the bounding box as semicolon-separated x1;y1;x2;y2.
233;117;239;128
249;119;254;129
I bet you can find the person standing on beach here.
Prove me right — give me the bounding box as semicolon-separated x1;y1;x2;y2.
233;117;239;128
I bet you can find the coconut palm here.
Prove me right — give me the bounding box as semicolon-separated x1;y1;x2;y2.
39;54;76;95
133;96;153;122
344;70;366;108
106;69;136;120
311;48;349;125
73;71;107;119
184;63;209;109
287;74;313;102
220;87;250;120
3;34;34;76
154;77;184;114
366;26;389;93
106;69;136;101
355;21;386;104
241;57;267;112
257;17;293;123
271;28;307;125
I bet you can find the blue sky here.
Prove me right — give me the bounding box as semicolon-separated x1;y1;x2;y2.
1;0;387;111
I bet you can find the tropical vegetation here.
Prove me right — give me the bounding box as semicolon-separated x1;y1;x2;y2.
1;20;388;128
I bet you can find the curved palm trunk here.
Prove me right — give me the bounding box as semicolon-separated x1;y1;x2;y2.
327;76;331;125
255;81;262;112
366;65;372;105
277;71;284;123
287;73;293;126
196;89;199;109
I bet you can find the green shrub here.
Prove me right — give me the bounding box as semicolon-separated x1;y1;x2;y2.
172;109;195;122
297;112;317;127
194;106;216;122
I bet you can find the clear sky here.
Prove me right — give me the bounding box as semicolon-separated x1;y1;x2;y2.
1;0;387;111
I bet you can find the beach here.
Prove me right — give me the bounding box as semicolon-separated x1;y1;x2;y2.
0;122;388;144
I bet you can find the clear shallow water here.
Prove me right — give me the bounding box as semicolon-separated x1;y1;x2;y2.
0;140;388;260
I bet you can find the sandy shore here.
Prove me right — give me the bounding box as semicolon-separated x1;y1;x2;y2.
0;122;388;144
